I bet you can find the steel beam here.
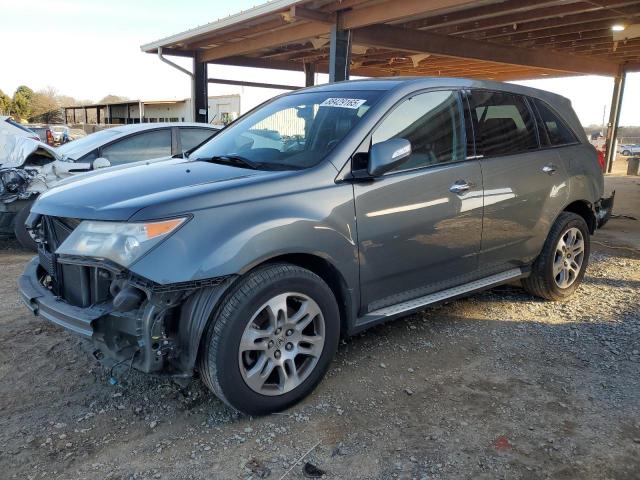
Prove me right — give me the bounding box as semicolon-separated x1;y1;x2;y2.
329;12;351;82
193;52;208;123
352;24;619;76
605;66;627;173
304;62;316;87
208;78;301;90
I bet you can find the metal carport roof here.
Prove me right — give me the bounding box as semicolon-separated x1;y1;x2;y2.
141;0;640;170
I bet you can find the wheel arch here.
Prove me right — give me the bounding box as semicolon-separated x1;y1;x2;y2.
257;252;354;337
179;252;355;376
562;200;596;234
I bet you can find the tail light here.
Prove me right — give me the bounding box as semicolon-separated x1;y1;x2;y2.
46;129;54;145
596;149;606;172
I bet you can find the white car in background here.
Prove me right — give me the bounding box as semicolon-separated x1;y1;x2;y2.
1;122;218;249
618;144;640;156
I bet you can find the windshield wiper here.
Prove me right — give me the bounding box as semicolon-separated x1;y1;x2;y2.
208;155;261;170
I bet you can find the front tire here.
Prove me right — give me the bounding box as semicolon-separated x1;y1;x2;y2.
198;263;340;415
13;202;37;251
522;212;590;301
622;150;631;156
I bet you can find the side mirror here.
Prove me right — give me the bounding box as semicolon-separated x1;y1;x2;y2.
92;157;111;169
368;138;412;177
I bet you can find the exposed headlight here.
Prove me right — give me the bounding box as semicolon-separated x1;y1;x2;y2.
56;218;187;267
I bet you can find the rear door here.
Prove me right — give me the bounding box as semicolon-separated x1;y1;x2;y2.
354;89;483;313
467;89;569;270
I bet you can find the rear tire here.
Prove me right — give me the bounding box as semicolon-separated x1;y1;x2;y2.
622;150;631;156
198;263;340;415
522;212;590;301
13;202;37;251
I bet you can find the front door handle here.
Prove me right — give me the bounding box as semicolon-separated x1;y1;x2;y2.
449;180;472;194
542;164;557;175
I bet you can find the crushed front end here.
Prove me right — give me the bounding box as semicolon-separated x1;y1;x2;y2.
18;214;232;379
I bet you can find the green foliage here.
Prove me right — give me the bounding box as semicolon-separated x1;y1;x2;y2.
12;85;34;121
0;89;11;115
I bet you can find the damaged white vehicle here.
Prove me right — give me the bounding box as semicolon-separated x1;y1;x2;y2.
0;135;105;249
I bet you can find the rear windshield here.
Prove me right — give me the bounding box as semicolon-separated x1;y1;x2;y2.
190;90;382;170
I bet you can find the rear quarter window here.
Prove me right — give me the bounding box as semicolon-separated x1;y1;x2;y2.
532;98;579;146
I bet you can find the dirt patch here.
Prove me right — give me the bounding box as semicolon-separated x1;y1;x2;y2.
0;240;639;479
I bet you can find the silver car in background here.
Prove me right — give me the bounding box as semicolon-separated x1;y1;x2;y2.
2;122;218;249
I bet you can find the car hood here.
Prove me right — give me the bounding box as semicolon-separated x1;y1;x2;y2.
0;135;62;167
33;159;280;221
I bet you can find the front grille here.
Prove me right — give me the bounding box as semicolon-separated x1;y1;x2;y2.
39;216;113;308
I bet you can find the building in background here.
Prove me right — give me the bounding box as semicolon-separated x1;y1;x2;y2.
64;94;240;126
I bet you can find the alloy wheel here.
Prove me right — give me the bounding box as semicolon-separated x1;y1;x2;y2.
552;227;585;289
238;292;325;396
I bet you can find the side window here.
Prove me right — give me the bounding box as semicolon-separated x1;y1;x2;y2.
371;90;464;173
532;98;578;146
179;128;216;151
101;129;172;165
78;149;98;163
468;90;538;157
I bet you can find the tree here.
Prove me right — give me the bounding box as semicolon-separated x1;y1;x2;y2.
57;95;79;107
12;85;34;121
30;86;63;123
0;89;11;115
99;94;129;104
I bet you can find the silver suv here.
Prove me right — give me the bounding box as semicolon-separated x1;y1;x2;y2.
19;78;613;415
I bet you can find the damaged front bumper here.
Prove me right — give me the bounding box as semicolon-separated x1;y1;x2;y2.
19;255;233;379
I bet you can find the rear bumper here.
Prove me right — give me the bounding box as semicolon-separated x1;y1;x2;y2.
596;191;615;229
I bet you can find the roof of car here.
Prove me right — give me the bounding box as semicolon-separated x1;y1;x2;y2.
299;76;571;104
106;122;218;134
56;122;219;159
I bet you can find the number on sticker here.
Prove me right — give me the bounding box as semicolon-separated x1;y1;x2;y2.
320;98;367;109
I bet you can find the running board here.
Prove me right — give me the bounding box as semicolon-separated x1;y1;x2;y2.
358;268;524;326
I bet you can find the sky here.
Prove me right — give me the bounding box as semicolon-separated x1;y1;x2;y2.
1;0;638;126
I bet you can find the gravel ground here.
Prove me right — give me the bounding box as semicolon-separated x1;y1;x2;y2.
0;233;639;480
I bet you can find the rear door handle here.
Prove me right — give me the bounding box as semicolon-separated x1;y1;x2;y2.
449;180;472;194
542;164;557;175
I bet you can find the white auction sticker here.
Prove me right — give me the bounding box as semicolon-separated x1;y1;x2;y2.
320;98;367;109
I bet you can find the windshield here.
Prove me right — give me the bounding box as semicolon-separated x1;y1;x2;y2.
190;90;382;170
57;128;121;159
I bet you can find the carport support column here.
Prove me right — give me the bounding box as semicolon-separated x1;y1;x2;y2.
193;52;208;123
328;12;351;83
304;62;316;87
605;66;626;173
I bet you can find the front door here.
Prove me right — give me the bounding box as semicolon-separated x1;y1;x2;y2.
354;90;483;313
